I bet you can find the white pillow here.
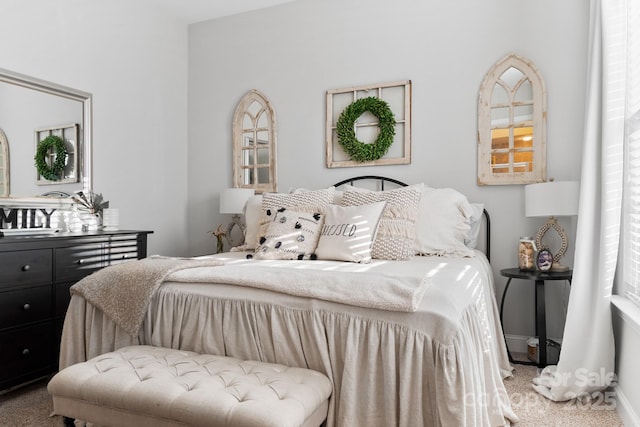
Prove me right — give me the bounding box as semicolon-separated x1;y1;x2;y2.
341;186;421;260
243;194;263;249
415;187;475;257
254;208;324;260
465;203;485;249
315;202;387;263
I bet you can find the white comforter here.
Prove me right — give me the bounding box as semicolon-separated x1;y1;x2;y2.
59;251;517;427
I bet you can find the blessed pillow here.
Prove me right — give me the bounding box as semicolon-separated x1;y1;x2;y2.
254;208;324;260
415;187;475;257
315;201;387;263
340;186;421;260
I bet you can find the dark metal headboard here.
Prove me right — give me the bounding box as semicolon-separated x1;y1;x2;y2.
333;175;491;262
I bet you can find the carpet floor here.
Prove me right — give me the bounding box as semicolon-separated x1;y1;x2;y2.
0;365;624;426
503;363;623;426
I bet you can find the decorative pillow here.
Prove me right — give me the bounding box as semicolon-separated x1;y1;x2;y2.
242;194;264;249
315;201;387;263
257;188;335;247
254;208;324;260
414;186;475;257
341;186;421;260
465;203;485;249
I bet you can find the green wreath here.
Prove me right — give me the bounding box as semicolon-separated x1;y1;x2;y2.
336;96;396;162
34;135;67;181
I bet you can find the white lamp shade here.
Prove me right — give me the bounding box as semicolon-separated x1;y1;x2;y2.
525;181;579;217
220;188;255;214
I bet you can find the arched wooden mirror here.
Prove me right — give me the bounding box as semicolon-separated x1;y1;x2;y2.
232;90;277;193
0;128;9;197
478;54;546;185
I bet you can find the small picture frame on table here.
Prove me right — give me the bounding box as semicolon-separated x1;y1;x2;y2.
537;248;553;271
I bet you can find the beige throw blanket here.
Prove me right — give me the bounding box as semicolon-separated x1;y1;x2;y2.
70;256;223;336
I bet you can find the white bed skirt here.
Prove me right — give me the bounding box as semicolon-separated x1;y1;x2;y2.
59;253;517;427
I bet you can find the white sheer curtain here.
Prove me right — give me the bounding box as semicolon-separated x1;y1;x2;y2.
533;0;626;401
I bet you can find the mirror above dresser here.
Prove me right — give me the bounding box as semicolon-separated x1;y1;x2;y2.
0;67;92;209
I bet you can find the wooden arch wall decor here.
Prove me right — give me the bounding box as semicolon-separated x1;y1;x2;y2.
232;90;278;193
477;54;547;185
0;128;9;197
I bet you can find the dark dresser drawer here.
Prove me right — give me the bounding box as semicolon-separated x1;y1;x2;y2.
0;229;151;392
0;285;51;329
55;244;105;282
104;233;142;265
0;323;54;389
0;249;52;289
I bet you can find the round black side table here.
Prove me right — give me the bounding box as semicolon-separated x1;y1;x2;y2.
499;268;572;368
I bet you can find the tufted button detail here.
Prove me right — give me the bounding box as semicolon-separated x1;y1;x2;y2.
49;345;332;427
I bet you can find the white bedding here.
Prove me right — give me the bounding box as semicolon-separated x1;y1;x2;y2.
59;251;517;426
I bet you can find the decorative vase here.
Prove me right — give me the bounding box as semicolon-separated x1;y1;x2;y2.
518;237;535;271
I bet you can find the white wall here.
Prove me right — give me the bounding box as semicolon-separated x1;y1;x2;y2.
188;0;589;341
0;0;190;256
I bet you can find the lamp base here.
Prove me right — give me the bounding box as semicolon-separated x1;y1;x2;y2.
536;217;571;273
224;214;246;248
550;261;570;272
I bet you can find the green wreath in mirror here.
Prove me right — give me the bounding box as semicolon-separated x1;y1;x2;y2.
34;135;67;181
336;96;396;162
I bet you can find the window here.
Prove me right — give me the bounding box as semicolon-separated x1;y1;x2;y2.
232;90;277;193
478;54;547;185
622;0;640;307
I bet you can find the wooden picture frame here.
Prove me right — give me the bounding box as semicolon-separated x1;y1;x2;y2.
35;123;79;185
326;80;411;168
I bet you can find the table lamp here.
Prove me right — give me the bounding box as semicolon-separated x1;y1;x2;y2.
524;180;579;272
219;188;254;247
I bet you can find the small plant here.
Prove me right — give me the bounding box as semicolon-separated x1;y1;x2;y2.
71;191;109;215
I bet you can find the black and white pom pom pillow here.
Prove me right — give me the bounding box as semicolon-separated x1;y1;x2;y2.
254;208;325;260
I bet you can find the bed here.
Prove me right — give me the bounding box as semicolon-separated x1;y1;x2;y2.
58;176;517;427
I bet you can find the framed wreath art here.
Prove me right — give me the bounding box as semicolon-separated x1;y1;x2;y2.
34;124;79;185
326;80;411;168
35;135;67;181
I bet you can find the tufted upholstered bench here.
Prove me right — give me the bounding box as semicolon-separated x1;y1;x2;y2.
47;345;332;427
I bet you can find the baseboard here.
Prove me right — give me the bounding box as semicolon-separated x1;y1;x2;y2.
615;384;640;427
505;334;563;353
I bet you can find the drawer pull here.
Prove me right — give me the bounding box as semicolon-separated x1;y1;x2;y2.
21;264;31;272
22;348;30;356
76;259;85;265
23;303;31;311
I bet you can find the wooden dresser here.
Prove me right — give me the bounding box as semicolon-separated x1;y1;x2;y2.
0;230;152;391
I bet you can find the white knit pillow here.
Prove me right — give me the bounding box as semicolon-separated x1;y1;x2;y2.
314;201;387;263
341;186;421;260
254;208;324;260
